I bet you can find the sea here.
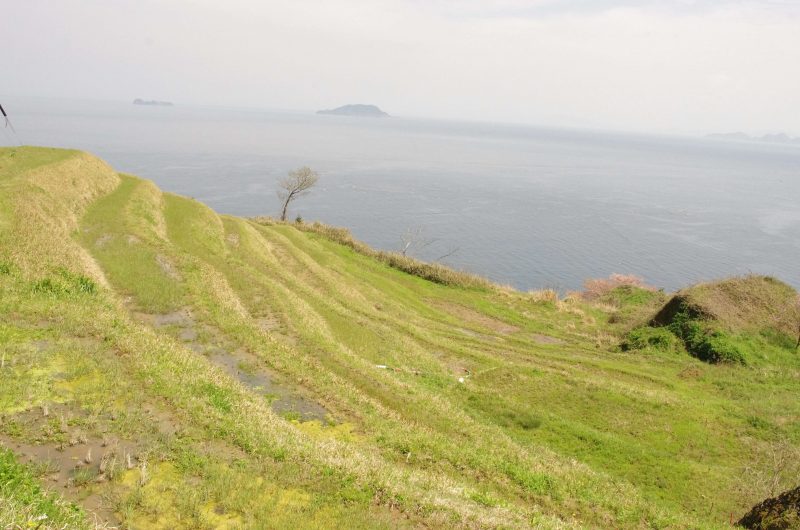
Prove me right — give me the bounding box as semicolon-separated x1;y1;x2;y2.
2;96;798;292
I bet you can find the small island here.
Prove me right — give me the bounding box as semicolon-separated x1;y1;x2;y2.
317;104;389;117
133;98;174;106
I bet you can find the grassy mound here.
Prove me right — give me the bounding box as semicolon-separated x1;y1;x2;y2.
623;276;799;364
2;147;800;528
738;485;800;529
653;276;798;332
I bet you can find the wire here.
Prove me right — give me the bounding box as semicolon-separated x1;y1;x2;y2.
0;123;17;146
0;103;22;146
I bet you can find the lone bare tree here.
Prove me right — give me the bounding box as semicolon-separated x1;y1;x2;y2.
277;167;318;221
399;226;460;262
400;227;435;257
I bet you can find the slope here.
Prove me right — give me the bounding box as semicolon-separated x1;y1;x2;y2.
1;147;799;529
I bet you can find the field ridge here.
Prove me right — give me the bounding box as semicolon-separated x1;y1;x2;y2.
1;147;798;529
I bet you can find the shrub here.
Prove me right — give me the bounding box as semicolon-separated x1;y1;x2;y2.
622;327;681;353
701;331;746;364
738;484;800;530
670;318;746;364
582;274;656;300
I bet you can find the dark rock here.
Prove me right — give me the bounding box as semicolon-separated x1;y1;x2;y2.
738;485;800;529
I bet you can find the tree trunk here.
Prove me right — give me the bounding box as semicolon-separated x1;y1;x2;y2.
280;198;289;221
280;190;296;221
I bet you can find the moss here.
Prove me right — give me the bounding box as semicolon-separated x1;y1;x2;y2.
292;420;362;442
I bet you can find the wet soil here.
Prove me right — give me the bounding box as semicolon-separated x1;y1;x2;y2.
0;393;186;527
0;422;137;528
132;308;330;423
207;348;329;422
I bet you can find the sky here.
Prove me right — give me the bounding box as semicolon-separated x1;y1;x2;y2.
3;0;799;134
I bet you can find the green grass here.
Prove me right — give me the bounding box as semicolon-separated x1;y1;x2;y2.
78;175;185;312
0;448;88;529
1;147;799;529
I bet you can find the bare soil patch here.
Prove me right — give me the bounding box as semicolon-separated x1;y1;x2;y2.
531;333;564;345
206;348;329;422
95;233;113;248
430;300;519;335
155;254;181;280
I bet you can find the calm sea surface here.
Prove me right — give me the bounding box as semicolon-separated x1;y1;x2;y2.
2;96;798;292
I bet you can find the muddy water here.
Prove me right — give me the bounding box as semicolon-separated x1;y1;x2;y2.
207;348;329;422
0;433;136;526
134;309;330;422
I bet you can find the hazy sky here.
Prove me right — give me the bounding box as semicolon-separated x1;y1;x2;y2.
4;0;799;134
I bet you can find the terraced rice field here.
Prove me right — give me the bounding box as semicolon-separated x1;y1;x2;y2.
1;147;798;529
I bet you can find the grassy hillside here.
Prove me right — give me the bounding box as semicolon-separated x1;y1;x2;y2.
1;147;799;529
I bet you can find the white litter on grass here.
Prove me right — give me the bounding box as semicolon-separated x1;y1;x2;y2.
375;364;388;369
458;377;465;383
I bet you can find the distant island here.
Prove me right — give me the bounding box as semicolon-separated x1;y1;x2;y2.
317;104;389;117
133;98;173;106
706;132;800;145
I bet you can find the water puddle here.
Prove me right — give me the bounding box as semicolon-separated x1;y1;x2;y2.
0;433;137;527
131;309;330;423
132;309;197;342
206;348;329;423
0;396;182;528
